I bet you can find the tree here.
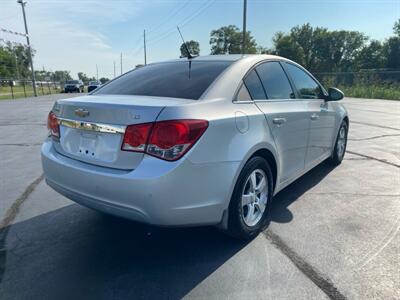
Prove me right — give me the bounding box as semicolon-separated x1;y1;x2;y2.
383;37;400;69
0;43;33;79
53;71;72;82
355;40;385;69
272;32;305;65
394;19;400;37
77;72;95;84
271;23;366;72
180;40;200;58
99;77;109;84
209;25;257;54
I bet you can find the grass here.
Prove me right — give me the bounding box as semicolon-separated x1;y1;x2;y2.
338;84;400;101
1;83;399;101
0;84;62;100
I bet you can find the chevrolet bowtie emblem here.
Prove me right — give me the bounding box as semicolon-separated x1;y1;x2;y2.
74;108;90;117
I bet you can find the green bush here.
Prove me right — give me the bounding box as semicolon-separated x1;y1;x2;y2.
338;84;400;100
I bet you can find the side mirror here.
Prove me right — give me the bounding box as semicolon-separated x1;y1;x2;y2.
326;87;344;101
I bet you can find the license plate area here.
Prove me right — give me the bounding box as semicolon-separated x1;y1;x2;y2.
78;133;98;158
59;125;122;163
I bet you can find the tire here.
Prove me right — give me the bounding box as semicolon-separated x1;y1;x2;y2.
226;156;274;239
329;120;348;166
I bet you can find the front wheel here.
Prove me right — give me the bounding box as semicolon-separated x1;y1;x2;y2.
329;121;348;166
226;156;273;239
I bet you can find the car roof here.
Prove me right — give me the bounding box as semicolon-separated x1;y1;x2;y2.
149;54;286;64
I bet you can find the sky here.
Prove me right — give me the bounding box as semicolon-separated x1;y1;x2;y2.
0;0;399;79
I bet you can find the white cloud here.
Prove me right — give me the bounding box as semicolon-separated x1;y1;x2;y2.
0;0;152;78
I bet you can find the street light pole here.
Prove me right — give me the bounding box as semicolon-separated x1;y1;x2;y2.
242;0;247;55
17;0;37;97
143;29;147;65
120;53;123;75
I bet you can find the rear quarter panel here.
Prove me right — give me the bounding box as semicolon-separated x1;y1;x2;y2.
157;98;280;208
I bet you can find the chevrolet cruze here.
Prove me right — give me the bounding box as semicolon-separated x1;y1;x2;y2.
42;55;348;239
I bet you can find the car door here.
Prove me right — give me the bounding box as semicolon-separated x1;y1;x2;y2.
284;63;336;168
243;61;309;185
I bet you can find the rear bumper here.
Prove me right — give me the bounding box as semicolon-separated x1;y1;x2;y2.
64;87;79;92
41;140;239;226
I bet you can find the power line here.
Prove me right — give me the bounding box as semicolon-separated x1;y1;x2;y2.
147;0;216;46
0;27;28;37
146;0;190;35
147;1;215;43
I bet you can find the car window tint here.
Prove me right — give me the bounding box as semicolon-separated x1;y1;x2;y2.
236;83;252;101
243;70;266;100
94;61;232;100
285;63;323;99
255;62;294;99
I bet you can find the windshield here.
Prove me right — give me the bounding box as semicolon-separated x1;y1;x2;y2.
67;80;79;84
93;60;232;100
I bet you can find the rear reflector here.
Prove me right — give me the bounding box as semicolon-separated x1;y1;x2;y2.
122;119;208;161
47;111;60;138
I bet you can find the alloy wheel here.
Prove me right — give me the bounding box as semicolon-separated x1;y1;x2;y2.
241;169;268;227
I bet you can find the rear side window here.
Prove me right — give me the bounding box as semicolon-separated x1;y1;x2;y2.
243;70;266;100
256;62;295;100
94;61;232;100
285;63;323;99
236;84;252;101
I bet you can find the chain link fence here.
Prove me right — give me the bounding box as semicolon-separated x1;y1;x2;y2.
314;70;400;100
0;79;63;100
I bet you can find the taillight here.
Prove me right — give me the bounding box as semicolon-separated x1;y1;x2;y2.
122;123;153;152
47;111;60;138
122;119;208;161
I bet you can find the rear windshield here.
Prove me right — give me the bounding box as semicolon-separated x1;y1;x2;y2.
93;60;232;100
67;80;79;84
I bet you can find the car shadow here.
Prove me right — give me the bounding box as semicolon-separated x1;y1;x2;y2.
0;162;336;300
0;205;249;300
269;161;336;224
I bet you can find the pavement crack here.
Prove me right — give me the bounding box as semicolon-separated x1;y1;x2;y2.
0;123;46;127
343;107;399;116
0;143;42;147
348;134;400;141
346;151;400;168
307;192;400;197
0;174;45;230
351;121;400;132
0;174;44;284
263;230;347;300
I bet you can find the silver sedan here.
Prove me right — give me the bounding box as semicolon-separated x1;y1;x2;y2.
42;55;348;239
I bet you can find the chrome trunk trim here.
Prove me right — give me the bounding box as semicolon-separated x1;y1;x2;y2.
58;118;126;134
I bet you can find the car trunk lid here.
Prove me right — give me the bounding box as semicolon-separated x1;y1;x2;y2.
52;95;191;170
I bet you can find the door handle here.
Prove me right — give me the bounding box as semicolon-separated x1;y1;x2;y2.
272;117;286;125
310;113;319;121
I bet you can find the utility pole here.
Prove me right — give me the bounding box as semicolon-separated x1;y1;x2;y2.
144;29;147;65
96;64;98;80
242;0;247;55
113;61;116;78
14;52;19;79
120;53;123;75
17;0;37;96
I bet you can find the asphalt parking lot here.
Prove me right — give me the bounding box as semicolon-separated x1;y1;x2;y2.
0;94;399;300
